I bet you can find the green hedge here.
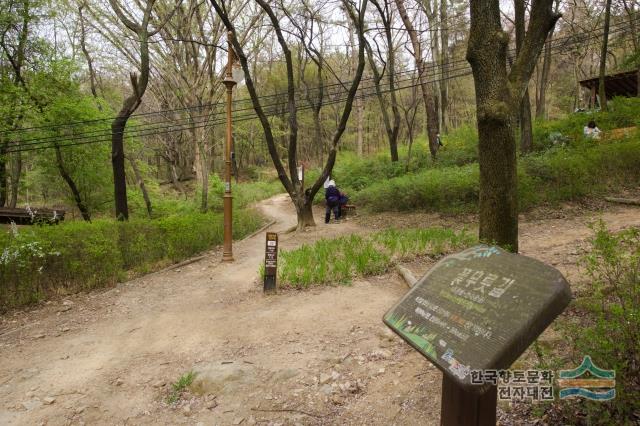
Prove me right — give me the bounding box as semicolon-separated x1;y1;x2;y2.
0;209;264;310
356;136;640;212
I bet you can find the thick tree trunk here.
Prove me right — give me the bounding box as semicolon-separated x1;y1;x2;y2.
469;49;519;250
468;0;559;252
295;198;315;230
55;144;91;222
127;155;152;218
9;151;21;208
111;115;130;220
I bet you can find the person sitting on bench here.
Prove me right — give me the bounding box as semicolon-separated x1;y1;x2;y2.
325;180;341;223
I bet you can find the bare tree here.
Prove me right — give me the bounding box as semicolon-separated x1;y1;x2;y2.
365;0;401;162
108;0;178;220
515;0;533;153
598;0;613;110
467;0;560;251
395;0;440;159
209;0;368;229
536;0;560;118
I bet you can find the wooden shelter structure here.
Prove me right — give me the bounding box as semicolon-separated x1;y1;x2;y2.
579;69;639;109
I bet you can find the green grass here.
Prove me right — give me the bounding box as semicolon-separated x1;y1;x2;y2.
355;135;640;213
167;371;196;404
0;209;265;311
276;227;475;287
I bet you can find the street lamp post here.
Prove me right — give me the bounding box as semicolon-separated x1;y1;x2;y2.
222;31;236;262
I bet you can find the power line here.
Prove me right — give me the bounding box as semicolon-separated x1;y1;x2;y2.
3;20;635;152
2;17;634;137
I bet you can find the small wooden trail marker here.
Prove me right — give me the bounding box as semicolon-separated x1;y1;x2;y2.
384;245;572;425
264;232;278;293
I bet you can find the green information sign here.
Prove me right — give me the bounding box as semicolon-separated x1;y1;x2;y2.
383;245;571;392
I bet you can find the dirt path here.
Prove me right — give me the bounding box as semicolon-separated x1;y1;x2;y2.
0;195;639;426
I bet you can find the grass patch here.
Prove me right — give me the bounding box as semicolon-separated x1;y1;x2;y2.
167;371;196;404
276;227;475;287
0;209;265;311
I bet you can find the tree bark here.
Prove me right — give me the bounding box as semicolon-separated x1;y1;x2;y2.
598;0;613;111
467;0;560;251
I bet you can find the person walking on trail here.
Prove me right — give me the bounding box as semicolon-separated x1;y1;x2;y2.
325;179;345;223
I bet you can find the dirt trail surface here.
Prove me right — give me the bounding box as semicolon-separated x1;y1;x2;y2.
1;194;639;426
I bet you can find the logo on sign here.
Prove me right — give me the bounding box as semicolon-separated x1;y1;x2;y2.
558;356;615;401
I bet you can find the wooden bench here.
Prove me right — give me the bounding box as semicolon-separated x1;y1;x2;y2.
341;204;356;219
0;207;66;225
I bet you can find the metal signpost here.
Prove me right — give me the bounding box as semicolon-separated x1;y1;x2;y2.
264;232;278;293
383;245;572;425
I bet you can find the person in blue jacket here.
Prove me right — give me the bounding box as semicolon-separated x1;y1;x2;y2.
324;180;341;223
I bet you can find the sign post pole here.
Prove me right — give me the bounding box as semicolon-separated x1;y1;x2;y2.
264;232;278;293
440;377;496;426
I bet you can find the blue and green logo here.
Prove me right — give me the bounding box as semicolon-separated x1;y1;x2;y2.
558;356;615;401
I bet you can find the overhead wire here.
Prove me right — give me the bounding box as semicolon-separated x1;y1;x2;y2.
3;19;636;153
2;16;635;136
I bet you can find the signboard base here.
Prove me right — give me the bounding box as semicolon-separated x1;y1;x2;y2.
441;376;496;426
264;275;276;293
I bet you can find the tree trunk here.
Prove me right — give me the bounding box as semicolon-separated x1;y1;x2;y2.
470;60;519;250
55;144;91;221
520;89;533;152
395;0;439;159
440;0;449;133
356;97;364;156
9;150;21;208
0;142;7;207
295;198;315;230
127;155;152;218
536;29;554;118
515;0;533;153
111;115;130;220
468;0;559;252
598;0;613;111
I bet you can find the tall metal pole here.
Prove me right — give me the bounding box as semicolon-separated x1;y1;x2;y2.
222;31;236;262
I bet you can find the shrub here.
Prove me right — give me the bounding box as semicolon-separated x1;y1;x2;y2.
559;223;640;423
356;137;640;212
0;209;264;311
